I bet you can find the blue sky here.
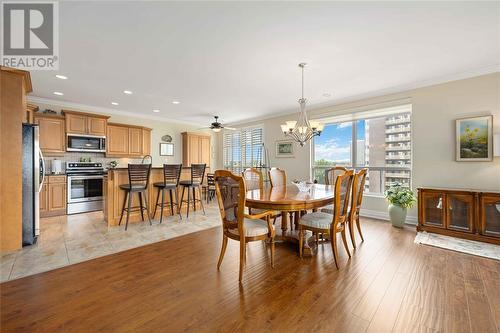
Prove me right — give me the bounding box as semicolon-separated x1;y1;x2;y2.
314;120;365;163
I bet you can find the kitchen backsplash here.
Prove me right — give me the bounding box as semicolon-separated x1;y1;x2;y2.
44;152;144;173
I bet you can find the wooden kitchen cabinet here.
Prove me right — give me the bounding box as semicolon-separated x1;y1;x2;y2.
34;114;66;156
128;127;142;156
107;123;151;157
418;188;499;245
40;175;66;217
182;132;211;166
63;110;109;136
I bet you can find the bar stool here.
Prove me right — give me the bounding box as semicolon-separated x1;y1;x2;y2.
203;173;216;204
118;163;152;230
179;164;206;218
153;164;182;223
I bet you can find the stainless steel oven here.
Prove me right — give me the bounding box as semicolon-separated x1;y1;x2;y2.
67;134;106;153
66;162;104;214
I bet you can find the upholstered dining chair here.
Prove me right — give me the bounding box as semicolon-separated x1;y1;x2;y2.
325;166;348;185
298;170;354;269
348;168;368;248
243;168;280;219
215;170;276;282
268;167;287;187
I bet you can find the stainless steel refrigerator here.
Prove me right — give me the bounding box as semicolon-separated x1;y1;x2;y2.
22;124;45;245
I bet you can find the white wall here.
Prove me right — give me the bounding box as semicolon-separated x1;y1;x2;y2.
223;73;500;221
30;101;219;170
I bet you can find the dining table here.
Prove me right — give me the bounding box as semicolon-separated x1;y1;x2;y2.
246;183;335;256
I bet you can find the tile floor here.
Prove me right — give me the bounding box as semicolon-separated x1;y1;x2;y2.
1;203;221;282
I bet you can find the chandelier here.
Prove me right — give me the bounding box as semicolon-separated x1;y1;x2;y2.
280;63;324;146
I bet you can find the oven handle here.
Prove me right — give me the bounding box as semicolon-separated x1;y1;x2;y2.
68;175;104;180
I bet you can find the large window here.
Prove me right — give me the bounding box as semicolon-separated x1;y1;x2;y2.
312;106;412;194
223;127;264;174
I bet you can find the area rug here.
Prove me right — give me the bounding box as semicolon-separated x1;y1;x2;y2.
414;231;500;260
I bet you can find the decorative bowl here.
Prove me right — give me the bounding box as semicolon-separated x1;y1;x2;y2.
292;180;313;192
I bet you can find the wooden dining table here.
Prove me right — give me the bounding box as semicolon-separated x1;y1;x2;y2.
246;183;335;255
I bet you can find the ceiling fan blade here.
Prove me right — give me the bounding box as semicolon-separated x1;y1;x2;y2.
224;127;237;130
197;127;211;130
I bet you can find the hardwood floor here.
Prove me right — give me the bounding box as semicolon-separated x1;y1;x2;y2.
1;217;499;333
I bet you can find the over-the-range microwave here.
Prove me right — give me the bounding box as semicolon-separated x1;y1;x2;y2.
67;134;106;153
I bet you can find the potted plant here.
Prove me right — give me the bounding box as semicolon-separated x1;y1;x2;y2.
385;182;417;228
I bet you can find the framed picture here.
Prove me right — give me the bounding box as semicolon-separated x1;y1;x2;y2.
456;115;493;161
159;143;174;156
276;140;294;158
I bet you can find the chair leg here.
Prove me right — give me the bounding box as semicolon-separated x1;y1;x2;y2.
349;218;357;249
169;189;174;217
356;215;364;242
186;186;191;218
179;186;185;212
153;188;160;220
341;228;351;258
239;238;246;283
119;191;128;226
125;192;132;231
175;187;182;219
270;237;275;268
330;230;339;269
143;191;152;226
160;188;165;224
198;186;206;215
138;192;145;221
192;187;196;211
217;235;228;269
299;227;304;258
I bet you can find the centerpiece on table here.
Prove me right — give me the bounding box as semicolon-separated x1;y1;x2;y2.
385;182;417;228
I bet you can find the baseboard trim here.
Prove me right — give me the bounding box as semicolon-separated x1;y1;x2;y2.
360;208;417;225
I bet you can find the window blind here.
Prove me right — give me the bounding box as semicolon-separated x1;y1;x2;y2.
223;127;263;173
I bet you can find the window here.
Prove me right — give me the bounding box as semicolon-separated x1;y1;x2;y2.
223;127;264;174
312;105;412;194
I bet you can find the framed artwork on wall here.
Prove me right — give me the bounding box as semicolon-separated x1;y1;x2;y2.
456;115;493;161
159;143;174;156
276;140;294;158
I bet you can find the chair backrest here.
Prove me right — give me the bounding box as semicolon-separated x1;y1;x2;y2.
163;164;182;185
331;170;354;227
350;168;368;218
325;166;348;185
207;173;215;186
243;168;263;191
214;170;245;234
269;167;286;187
128;163;152;189
191;164;206;184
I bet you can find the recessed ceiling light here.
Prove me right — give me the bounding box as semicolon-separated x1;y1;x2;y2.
111;102;119;106
55;74;68;80
53;91;64;96
172;101;180;104
152;109;160;113
123;90;133;95
322;93;332;98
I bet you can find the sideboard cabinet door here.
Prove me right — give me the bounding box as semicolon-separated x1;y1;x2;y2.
480;194;500;238
421;191;445;228
446;194;474;233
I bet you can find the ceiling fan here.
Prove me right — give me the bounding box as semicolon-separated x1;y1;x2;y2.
199;116;236;132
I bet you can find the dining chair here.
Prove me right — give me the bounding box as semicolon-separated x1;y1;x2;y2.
214;170;276;282
269;167;286;187
321;166;349;214
202;173;216;204
348;168;368;248
243;168;280;220
268;167;295;229
298;170;354;269
179;164;206;218
118;163;152;230
152;164;182;223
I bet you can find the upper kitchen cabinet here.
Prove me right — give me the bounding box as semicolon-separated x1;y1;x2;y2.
107;123;152;158
34;114;66;156
181;132;211;167
62;110;109;136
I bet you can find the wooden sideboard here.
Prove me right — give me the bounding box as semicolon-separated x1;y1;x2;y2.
418;188;500;245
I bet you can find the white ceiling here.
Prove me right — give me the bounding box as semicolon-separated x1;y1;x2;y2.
30;1;500;126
